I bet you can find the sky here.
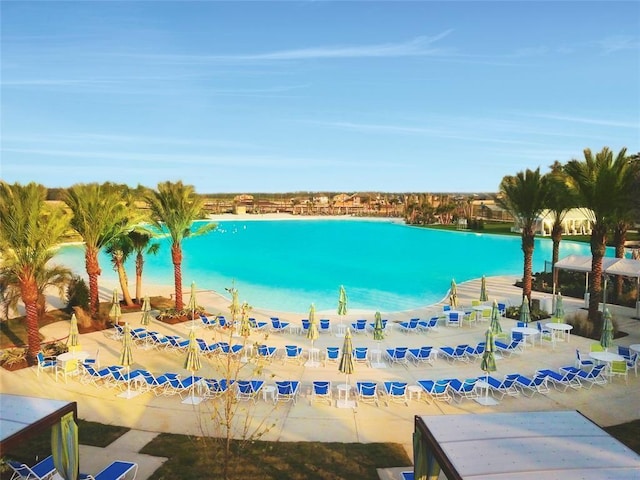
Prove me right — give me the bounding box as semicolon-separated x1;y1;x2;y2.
1;1;639;194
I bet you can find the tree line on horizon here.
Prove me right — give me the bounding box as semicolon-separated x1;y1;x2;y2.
0;146;639;364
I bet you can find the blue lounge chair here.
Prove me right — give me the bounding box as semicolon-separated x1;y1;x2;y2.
299;318;310;335
439;344;470;363
417;317;439;332
36;352;57;377
575;349;594;369
513;373;549;397
447;378;479;402
256;344;278;362
146;331;170;350
282;345;303;364
166;335;190;351
385;347;409;365
417;379;451;403
270;317;290;333
81;363;117;387
350;319;367;334
163;375;203;398
495;338;523;356
446;311;461;327
355;381;379;406
204;378;233;398
135;370;174;395
398;318;419;334
383;381;409;406
324;346;340;367
465;343;486;360
352;347;369;367
217;316;229;329
560;364;607;389
408;346;435;366
81;460;138;480
319;318;332;334
310;381;333;405
217;342;243;356
199;314;217;328
249;317;268;330
7;455;57;480
236;380;264;402
368;319;388;331
537;368;582;391
274;380;300;404
481;374;520;400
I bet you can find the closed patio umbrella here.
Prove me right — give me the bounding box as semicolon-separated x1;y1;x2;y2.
68;314;79;352
337;328;355;408
239;301;251;362
229;285;240;323
371;311;386;369
480;275;489;302
183;328;203;405
600;308;614;351
305;303;320;367
337;285;348;337
449;279;458;308
140;295;151;326
188;281;198;329
477;329;498;406
51;411;79;480
490;300;502;335
519;297;531;326
553;292;565;321
117;323;138;399
109;289;121;323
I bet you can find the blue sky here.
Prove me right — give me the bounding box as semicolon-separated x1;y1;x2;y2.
2;1;639;193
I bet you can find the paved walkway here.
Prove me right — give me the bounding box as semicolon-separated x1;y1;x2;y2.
2;275;639;479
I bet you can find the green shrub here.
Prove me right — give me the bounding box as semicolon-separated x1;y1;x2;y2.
66;275;89;312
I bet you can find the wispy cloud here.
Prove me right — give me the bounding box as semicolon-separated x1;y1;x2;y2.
518;113;639;129
596;35;640;54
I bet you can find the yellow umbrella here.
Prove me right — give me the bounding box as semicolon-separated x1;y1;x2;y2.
337;328;355;408
449;279;458;308
109;289;122;323
68;314;79;352
305;303;320;367
140;295;151;326
117;323;138;399
182;328;203;405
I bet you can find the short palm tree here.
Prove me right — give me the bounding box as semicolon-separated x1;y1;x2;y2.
105;234;135;307
64;183;138;317
564;147;638;323
128;229;160;303
145;181;216;310
0;182;69;364
545;161;578;269
497;168;550;304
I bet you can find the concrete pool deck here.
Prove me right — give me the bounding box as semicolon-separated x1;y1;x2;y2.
2;275;638;479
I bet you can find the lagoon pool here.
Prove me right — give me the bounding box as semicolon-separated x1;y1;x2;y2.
54;219;597;313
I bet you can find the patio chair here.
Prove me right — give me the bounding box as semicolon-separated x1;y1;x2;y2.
324;347;340;367
352;347;370;367
536;367;582;392
482;374;520;400
464;342;485;360
398;318;419;334
560;364;607;389
417;317;439;332
448;378;479;402
36;352;57;377
108;368;145;390
163;374;203;398
249;317;268;330
135;370;174;395
537;322;555;347
439;344;470;363
309;381;332;405
626;352;638;376
203;378;233;399
299;318;310;335
165;335;190;351
495;338;523;356
274;380;300;404
355;381;380;406
383;381;409;406
319;318;332;334
146;331;170;350
199;313;217;328
350;319;367;334
408;346;435;366
282;345;303;365
56;358;80;383
385;347;409;365
590;343;604;353
575;349;594;369
256;344;278;362
401;472;414;480
617;345;631;359
84;348;100;368
7;455;57;480
497;302;507;316
270;317;290;334
417;379;451;403
513;373;550;397
236;380;264;402
130;328;149;345
81;460;138;480
109;323;125;340
217;316;229;329
609;360;628;384
446;312;461;327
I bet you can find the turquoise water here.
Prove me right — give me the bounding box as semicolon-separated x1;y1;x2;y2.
54;219;597;313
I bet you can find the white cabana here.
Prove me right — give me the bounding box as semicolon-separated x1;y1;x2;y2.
413;411;640;479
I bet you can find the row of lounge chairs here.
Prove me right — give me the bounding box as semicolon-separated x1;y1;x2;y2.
7;456;138;480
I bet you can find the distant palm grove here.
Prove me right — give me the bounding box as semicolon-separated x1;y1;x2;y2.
1;147;639;365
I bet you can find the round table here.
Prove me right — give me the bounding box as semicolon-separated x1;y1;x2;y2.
511;327;539;347
589;351;624;363
57;351;90;362
545;322;573;342
628;344;640;354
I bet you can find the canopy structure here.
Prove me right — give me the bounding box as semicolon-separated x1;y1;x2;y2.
553;255;640;317
0;394;77;452
414;411;640;480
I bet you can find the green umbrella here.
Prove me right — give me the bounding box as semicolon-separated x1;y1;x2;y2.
306;303;320;367
239;302;252;338
337;285;348;334
480;275;489;302
109;289;121;323
373;311;384;342
51;411;79;480
140;295;151;326
118;323;136;399
519;298;531;326
188;281;198;328
600;308;614;351
553;292;565;321
68;314;79;350
479;329;498;405
449;279;458;308
183;328;203;404
338;328;355;408
229;285;241;325
490;300;502;335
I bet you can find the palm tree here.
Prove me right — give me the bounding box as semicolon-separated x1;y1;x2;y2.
64;183;138;317
145;181;216;310
105;234;135;307
545;161;578;268
128;229;160;303
564;147;637;323
0;182;70;364
497;168;550;303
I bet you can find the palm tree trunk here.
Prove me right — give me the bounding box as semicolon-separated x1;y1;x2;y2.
135;252;143;303
521;229;535;301
21;279;41;365
115;260;134;306
85;247;102;318
551;223;562;268
172;243;183;310
613;223;627;301
588;224;607;323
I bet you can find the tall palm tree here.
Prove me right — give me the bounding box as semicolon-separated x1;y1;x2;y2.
564;147;637;323
105;234;135;307
0;182;69;364
497;168;550;303
128;229;160;303
64;183;138;317
545;161;578;268
145;181;216;310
